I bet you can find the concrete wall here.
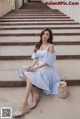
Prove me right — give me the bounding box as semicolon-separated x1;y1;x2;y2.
0;0;29;17
15;0;23;9
29;0;41;1
24;0;28;3
0;0;14;17
42;0;80;23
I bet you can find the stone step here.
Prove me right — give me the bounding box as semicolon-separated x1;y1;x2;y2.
6;14;67;16
0;42;80;45
0;60;80;87
11;11;61;14
6;13;65;15
0;19;74;22
7;10;63;13
14;9;60;11
0;25;80;29
5;12;67;15
0;36;80;45
0;36;80;42
1;27;80;30
0;41;80;45
13;9;60;11
0;45;80;60
11;8;60;10
0;16;70;19
19;4;51;10
2;13;68;17
0;18;74;22
0;21;77;24
19;3;50;8
0;33;80;36
0;29;80;34
0;21;78;26
0;22;79;26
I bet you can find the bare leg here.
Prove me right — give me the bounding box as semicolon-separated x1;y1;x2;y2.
18;71;33;112
22;68;39;104
13;67;40;118
31;87;39;103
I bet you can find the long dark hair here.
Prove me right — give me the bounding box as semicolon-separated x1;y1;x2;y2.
34;28;53;52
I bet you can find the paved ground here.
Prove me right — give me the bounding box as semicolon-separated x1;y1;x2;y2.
0;86;80;119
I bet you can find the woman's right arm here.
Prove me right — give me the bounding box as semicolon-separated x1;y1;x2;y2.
26;58;38;71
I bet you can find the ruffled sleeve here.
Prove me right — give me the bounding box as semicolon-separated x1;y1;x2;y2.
31;51;38;60
42;51;56;66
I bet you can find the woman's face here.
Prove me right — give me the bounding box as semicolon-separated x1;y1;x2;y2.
42;30;50;43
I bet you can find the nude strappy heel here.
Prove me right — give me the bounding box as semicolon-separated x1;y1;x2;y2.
13;105;30;118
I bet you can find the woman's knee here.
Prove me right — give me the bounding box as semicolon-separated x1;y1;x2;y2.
21;67;29;83
23;72;28;82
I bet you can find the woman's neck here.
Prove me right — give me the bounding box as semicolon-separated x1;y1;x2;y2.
42;41;49;45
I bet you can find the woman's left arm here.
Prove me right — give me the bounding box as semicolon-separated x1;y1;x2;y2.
36;44;55;69
48;44;55;53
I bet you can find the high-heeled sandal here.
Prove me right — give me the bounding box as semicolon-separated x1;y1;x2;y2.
29;96;40;109
13;105;30;118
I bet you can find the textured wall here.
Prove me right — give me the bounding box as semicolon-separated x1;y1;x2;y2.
0;0;13;17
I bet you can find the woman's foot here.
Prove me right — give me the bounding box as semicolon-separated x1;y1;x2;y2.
13;102;30;117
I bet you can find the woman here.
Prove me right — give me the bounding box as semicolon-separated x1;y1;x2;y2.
13;28;61;117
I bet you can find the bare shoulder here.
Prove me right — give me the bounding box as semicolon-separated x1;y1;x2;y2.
48;44;55;53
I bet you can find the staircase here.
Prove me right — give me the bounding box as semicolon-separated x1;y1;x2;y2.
0;2;80;87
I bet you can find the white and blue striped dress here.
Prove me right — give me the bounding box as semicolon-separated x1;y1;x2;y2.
18;44;61;95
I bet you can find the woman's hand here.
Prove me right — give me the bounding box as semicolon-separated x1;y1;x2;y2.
27;66;33;71
28;66;38;72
